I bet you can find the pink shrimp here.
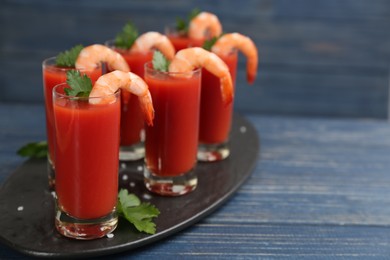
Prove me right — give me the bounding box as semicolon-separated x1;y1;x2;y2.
76;44;130;72
169;47;233;105
211;33;258;84
188;12;223;40
130;31;176;60
89;70;154;126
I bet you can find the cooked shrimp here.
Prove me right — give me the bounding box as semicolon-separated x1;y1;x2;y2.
188;12;222;40
89;70;154;125
130;31;175;60
169;47;233;105
211;33;258;84
76;44;130;72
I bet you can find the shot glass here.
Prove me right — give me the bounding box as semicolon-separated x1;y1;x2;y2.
42;57;101;189
144;62;201;196
165;24;205;52
198;51;238;161
53;83;119;240
106;40;153;161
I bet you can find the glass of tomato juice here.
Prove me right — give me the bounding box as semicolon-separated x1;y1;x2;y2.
198;51;238;161
106;40;153;161
53;83;119;240
42;57;101;189
143;62;201;196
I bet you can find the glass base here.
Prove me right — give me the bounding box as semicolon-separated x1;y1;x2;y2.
197;142;230;162
144;167;197;196
55;206;118;240
119;142;145;161
47;156;55;191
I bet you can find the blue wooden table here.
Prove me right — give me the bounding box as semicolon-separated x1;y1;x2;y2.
1;103;390;259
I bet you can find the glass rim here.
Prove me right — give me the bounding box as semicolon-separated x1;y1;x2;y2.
52;82;120;101
164;23;184;35
144;61;201;77
104;39;119;48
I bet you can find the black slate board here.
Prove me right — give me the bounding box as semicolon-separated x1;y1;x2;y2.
0;114;259;258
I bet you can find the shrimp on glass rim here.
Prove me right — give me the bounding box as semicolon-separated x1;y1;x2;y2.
169;47;233;105
211;33;258;84
76;44;130;72
89;70;154;126
130;31;175;60
188;12;222;40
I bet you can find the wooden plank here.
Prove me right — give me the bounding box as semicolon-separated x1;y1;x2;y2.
123;224;390;258
1;0;389;118
1;103;390;257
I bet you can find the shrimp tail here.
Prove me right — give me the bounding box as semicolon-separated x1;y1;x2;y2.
221;75;234;105
138;92;154;126
247;54;258;84
247;68;256;85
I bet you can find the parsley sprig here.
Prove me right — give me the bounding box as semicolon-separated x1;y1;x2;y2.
117;189;160;234
175;8;201;35
55;45;84;67
202;36;220;51
17;141;48;159
64;70;92;97
114;22;139;49
152;51;170;72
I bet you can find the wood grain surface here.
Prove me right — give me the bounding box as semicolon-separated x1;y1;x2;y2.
0;103;389;258
1;0;390;118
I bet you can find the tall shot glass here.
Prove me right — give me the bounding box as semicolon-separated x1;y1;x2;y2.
143;62;201;196
197;51;238;161
42;57;101;189
53;83;119;240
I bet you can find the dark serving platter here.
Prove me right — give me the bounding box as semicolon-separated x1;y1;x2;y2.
0;114;260;258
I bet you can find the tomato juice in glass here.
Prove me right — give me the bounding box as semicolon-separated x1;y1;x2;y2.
53;83;119;239
106;42;153;161
198;51;238;161
42;57;101;188
143;62;201;196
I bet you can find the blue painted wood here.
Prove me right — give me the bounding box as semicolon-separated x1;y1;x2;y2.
1;103;390;258
1;0;390;118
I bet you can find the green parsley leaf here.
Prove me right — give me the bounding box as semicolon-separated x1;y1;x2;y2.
114;22;139;49
152;51;170;72
17;141;48;159
189;7;202;21
202;36;219;51
117;189;160;234
55;45;84;67
175;18;187;34
64;70;93;97
175;8;201;35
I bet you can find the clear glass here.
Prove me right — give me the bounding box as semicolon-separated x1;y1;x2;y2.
197;51;238;162
143;62;201;196
53;83;119;239
42;57;102;190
